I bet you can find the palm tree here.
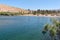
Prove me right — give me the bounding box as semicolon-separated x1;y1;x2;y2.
42;18;60;40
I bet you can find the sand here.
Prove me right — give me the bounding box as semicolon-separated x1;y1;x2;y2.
19;14;60;17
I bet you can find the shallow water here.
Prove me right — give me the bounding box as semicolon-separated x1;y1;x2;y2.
0;16;56;40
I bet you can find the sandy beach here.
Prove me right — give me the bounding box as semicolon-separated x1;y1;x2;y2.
19;14;60;17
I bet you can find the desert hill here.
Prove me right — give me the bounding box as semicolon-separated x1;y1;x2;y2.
0;4;29;13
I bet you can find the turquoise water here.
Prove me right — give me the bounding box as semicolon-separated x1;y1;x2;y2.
0;16;53;40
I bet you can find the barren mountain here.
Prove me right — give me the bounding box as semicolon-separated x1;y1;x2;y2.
0;4;29;13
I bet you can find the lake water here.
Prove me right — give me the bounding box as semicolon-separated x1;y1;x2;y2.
0;16;58;40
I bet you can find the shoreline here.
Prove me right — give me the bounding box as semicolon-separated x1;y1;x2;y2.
0;14;60;17
19;14;60;17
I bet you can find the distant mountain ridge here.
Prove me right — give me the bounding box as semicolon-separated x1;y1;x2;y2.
0;4;29;13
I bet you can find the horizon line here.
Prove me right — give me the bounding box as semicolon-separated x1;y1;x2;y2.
0;4;60;10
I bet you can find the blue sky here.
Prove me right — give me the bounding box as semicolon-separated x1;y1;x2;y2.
0;0;60;10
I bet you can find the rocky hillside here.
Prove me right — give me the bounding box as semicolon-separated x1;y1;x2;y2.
0;4;29;13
